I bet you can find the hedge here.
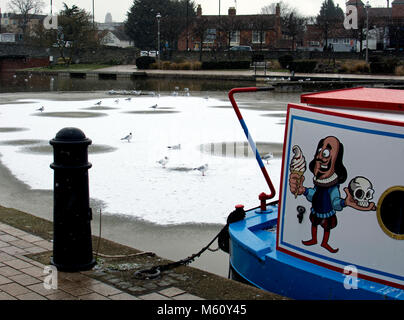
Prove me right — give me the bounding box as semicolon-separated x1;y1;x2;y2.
136;56;156;69
290;60;318;73
370;58;400;74
278;54;294;69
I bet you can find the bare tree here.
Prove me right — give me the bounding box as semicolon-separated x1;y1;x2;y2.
8;0;45;35
190;16;211;61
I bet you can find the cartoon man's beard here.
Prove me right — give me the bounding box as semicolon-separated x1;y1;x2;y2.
314;160;331;178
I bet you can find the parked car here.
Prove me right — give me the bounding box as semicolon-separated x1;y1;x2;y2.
140;51;149;56
229;45;252;51
148;50;159;57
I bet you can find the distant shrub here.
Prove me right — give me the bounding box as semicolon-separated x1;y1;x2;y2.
192;61;202;70
148;60;203;70
395;65;404;75
268;59;281;70
340;60;370;74
136;56;156;69
278;54;294;69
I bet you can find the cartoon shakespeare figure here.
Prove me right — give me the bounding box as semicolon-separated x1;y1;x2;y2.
289;136;376;254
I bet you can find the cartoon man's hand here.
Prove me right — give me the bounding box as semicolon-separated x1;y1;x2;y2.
289;173;305;197
343;187;376;211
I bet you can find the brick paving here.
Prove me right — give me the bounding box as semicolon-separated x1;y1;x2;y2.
0;222;204;300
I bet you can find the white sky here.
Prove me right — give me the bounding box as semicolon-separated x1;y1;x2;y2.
0;0;391;22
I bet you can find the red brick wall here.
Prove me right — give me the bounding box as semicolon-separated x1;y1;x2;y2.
0;57;49;72
392;4;404;19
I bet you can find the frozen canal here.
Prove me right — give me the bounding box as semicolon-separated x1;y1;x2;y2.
0;84;300;277
0;91;289;225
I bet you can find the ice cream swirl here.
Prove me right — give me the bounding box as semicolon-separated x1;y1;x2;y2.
290;145;306;173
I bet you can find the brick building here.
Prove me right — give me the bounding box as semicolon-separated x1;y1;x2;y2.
302;0;404;52
177;4;285;51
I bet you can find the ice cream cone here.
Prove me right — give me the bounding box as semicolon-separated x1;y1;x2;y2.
291;170;304;198
289;145;306;198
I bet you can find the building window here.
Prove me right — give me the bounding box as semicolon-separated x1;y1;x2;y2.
230;30;240;45
252;31;265;44
204;28;216;43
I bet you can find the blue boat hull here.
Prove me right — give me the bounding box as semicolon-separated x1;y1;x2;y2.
228;205;404;300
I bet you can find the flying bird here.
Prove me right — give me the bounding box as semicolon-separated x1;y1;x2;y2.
121;132;133;142
194;164;208;176
167;144;181;150
262;152;274;164
157;156;169;168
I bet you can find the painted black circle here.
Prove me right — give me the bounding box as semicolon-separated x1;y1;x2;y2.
379;190;404;236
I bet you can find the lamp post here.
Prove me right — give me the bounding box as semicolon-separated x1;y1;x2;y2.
156;12;161;69
365;1;370;64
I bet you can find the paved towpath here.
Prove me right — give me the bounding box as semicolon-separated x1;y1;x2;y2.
0;222;203;300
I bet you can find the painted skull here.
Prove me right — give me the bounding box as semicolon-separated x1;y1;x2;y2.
348;176;374;207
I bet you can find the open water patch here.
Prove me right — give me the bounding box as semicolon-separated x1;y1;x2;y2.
123;110;180;115
260;112;286;118
32;112;108;118
0;127;29;133
0;139;45;146
199;141;283;159
81;106;118;111
209;102;287;112
167;166;194;172
19;144;117;155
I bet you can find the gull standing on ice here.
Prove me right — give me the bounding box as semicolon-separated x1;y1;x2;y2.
194;164;208;176
262;152;274;164
150;104;158;110
121;132;133;142
167;144;181;150
37;106;45;112
95;101;102;106
125;97;132;101
157;156;169;168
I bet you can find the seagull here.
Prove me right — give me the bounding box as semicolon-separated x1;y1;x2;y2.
125;97;132;101
157;156;169;168
262;152;274;164
194;164;208;176
171;91;178;96
120;132;133;142
150;104;158;110
167;144;181;150
115;99;120;103
95;101;102;106
37;106;45;112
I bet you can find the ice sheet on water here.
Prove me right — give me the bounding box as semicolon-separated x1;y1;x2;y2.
0;95;284;225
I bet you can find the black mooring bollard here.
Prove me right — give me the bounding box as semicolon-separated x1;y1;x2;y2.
50;127;96;272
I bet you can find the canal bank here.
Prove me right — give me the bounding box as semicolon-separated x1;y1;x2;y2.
0;203;287;300
15;66;404;92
